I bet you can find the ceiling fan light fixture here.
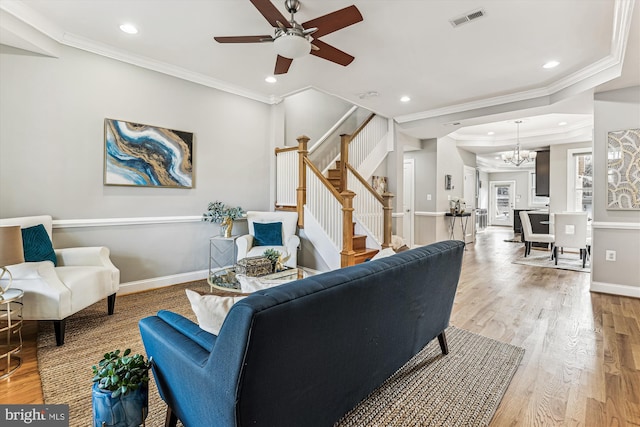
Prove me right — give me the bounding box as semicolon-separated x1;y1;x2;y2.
274;34;310;59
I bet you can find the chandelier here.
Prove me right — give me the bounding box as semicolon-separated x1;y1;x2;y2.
501;120;537;166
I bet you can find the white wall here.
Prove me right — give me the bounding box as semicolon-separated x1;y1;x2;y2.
0;45;272;286
591;86;640;296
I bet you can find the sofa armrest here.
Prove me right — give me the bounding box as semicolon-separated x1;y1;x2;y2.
235;235;253;261
6;261;55;279
285;235;300;253
157;310;215;352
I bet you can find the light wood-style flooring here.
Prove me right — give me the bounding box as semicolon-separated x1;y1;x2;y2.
1;226;639;426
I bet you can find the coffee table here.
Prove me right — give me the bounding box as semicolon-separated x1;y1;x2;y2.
208;267;309;294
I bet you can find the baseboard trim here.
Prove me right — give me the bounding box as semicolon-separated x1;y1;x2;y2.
590;281;640;298
118;269;208;295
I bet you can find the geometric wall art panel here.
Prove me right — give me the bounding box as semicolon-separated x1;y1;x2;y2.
104;119;194;188
607;128;640;210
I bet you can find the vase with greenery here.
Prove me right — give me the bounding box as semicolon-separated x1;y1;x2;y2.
91;349;152;427
202;201;244;238
263;248;281;272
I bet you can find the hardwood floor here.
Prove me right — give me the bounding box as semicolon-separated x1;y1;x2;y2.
1;226;638;426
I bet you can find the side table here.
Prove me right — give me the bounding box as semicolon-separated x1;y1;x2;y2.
209;235;240;272
445;212;472;244
0;288;24;380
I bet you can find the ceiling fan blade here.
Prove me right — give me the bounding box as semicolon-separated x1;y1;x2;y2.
274;55;293;74
302;5;363;38
309;39;354;66
250;0;290;28
214;35;273;43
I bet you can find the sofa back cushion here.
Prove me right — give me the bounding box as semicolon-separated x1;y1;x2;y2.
221;240;464;427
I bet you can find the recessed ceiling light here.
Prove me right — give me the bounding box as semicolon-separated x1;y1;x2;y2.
543;60;559;69
265;76;277;83
400;96;411;103
558;121;567;126
119;23;138;34
487;131;495;136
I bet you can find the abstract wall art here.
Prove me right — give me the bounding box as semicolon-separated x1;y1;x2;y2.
607;128;640;210
104;119;194;188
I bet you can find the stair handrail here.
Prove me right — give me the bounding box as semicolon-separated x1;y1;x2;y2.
304;157;344;203
345;163;384;205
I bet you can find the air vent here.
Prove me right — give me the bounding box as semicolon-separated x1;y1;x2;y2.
450;8;486;27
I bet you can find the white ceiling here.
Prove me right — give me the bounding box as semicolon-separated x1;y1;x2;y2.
1;0;638;171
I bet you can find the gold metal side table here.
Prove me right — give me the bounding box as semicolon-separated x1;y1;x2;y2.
0;288;24;380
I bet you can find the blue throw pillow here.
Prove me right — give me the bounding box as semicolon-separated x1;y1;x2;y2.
21;224;57;266
253;222;283;246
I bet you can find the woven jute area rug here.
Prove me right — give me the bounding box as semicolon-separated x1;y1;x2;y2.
37;280;524;427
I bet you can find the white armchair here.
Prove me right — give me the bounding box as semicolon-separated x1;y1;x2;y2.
0;215;120;345
236;211;300;268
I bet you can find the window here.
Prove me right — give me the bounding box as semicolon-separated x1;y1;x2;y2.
567;148;593;218
529;172;549;207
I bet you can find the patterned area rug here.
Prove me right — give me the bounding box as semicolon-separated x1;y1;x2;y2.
37;281;524;427
512;254;590;272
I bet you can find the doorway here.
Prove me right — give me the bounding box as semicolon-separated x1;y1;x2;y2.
489;181;516;227
403;159;415;247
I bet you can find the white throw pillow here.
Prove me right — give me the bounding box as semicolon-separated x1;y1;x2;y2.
371;247;397;260
185;289;246;335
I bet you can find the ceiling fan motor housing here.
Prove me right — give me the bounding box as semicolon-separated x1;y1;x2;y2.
284;0;301;14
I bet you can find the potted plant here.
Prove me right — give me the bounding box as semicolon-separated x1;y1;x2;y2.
262;248;281;273
202;201;244;238
91;349;152;427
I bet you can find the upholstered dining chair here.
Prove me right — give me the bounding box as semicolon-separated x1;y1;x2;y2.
553;212;590;268
236;211;300;268
519;211;555;257
0;215;120;345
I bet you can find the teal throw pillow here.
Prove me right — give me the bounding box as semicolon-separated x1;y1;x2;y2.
21;224;57;266
253;222;283;246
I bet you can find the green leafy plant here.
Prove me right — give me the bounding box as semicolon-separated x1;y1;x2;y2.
202;201;244;224
92;349;152;398
263;248;281;265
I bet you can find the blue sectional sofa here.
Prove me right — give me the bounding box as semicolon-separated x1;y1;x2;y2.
139;240;465;427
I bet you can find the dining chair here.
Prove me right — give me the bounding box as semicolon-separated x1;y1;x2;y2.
519;211;555;257
553;212;589;267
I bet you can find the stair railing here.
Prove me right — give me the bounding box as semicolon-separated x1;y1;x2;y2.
346;164;393;248
275;146;299;211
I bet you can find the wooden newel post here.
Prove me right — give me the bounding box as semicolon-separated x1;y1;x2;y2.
296;135;309;229
382;192;394;249
341;190;356;267
340;134;350;193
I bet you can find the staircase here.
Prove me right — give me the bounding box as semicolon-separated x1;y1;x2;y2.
275;111;391;269
326;160;379;263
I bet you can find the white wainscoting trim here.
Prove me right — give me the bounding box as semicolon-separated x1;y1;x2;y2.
118;269;209;295
591;221;640;230
591;281;640;299
415;211;447;217
391;212;405;218
53;216;205;228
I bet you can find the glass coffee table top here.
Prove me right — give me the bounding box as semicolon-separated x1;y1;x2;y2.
208;267;309;293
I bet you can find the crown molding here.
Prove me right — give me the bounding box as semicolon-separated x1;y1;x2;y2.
395;0;635;125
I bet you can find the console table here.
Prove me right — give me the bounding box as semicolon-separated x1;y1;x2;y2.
0;288;24;380
445;212;471;243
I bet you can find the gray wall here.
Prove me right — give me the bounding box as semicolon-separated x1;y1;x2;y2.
592;86;640;292
0;45;272;283
283;88;353;146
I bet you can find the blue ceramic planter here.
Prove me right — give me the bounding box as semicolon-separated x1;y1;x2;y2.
92;383;148;427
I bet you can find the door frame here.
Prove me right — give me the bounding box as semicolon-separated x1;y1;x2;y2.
489;180;516;227
403;159;415;247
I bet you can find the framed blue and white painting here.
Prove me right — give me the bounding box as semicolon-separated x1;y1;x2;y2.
104;119;194;188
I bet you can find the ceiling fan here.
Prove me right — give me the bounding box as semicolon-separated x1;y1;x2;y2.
214;0;363;75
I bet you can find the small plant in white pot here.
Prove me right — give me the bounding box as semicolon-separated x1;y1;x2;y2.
91;349;152;427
